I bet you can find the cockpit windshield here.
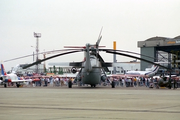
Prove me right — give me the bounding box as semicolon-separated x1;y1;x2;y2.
90;56;95;59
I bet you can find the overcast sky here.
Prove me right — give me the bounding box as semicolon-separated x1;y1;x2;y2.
0;0;180;71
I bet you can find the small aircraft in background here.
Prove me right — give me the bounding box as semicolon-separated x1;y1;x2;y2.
108;62;167;78
125;65;159;77
0;64;39;88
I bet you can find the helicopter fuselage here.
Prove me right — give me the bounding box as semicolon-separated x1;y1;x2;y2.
81;54;101;86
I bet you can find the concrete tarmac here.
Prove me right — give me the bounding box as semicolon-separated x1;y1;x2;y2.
0;86;180;120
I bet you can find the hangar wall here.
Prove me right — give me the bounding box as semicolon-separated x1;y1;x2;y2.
138;35;180;73
140;47;156;70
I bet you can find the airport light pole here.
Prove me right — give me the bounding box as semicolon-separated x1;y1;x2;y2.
113;41;117;74
34;32;41;74
31;46;35;62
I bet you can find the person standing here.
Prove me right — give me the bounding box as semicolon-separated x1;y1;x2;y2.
119;77;122;87
147;78;150;87
124;77;127;87
122;78;125;87
134;77;137;87
44;77;48;86
145;78;148;87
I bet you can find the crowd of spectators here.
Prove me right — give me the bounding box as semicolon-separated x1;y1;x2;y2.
107;76;180;89
4;75;180;89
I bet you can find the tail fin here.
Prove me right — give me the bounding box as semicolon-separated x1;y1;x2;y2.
153;65;159;73
145;65;159;77
151;65;156;71
150;65;159;72
1;64;7;75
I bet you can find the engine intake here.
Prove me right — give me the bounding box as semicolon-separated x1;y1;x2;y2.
71;67;77;74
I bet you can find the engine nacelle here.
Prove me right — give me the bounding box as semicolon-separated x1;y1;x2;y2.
71;67;77;74
101;75;107;82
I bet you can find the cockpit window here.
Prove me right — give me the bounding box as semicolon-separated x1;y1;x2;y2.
90;56;95;59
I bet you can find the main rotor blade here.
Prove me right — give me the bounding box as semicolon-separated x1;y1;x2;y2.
23;50;82;69
4;54;35;62
96;36;102;46
64;46;86;48
4;49;82;62
99;49;158;61
97;53;110;72
105;50;171;71
96;27;103;47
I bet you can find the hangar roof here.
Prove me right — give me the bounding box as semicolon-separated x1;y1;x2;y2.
138;35;180;51
145;35;180;41
174;35;180;39
145;36;170;41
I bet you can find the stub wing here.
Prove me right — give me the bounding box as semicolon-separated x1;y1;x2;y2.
69;61;112;72
101;62;112;72
69;62;83;67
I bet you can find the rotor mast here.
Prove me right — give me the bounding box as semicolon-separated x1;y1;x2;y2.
85;43;92;73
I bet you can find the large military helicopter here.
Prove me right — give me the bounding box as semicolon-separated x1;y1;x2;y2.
21;32;171;88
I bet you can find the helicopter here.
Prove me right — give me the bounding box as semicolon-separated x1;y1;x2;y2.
21;32;171;88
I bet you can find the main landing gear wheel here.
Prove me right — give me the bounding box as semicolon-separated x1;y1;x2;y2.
68;81;72;88
91;84;96;87
111;81;115;88
4;84;7;88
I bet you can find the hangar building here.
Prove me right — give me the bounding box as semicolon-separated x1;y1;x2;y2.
138;35;180;75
